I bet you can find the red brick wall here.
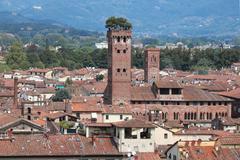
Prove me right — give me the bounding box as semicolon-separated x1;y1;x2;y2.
104;29;132;105
132;102;231;121
144;48;160;84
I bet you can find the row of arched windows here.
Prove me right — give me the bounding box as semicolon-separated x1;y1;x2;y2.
184;112;197;120
116;36;128;43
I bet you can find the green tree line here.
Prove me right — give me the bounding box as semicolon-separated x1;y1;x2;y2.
4;42;240;72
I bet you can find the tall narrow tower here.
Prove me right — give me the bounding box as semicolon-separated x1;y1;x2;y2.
104;29;132;105
144;48;160;84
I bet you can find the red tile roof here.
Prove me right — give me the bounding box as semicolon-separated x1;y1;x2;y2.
155;80;182;89
219;135;240;145
113;119;156;128
134;152;161;160
72;102;102;112
217;87;240;99
183;86;232;101
131;86;155;101
0;134;121;157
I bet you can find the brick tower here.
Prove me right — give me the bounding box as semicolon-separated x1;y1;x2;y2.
144;48;160;84
104;29;132;105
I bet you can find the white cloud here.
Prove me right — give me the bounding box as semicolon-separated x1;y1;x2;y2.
33;5;42;10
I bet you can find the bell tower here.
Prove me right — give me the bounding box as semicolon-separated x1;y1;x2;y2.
104;29;132;105
144;48;160;84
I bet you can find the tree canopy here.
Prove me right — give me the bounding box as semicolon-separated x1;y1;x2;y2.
52;89;71;102
105;16;132;30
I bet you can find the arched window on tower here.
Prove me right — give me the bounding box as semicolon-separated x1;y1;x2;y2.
27;107;31;114
117;36;121;42
123;37;127;42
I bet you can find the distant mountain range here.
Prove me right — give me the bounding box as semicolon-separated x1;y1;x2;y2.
0;0;239;37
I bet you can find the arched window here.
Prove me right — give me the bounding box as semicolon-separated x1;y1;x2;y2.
174;112;179;120
188;112;191;120
215;113;218;118
194;113;197;120
200;112;203;120
123;37;127;42
184;113;187;120
117;36;120;42
165;113;168;120
27;107;31;114
225;112;228;117
221;112;224;117
191;112;194;120
162;112;165;119
210;113;212;119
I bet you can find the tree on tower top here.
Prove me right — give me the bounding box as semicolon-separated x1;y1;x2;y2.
105;16;132;30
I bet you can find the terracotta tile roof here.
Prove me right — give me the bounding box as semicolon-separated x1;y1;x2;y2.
186;74;217;80
36;87;56;94
101;105;132;114
163;120;184;129
47;102;66;111
0;113;18;127
0;134;121;157
217;87;240;99
219;135;240;145
185;146;217;160
32;119;46;127
198;81;232;92
130;85;231;101
85;123;112;127
28;68;50;73
2;79;14;89
46;112;77;120
72;102;102;112
131;86;155;101
218;148;240;160
155;80;182;88
113;119;156;128
82;82;107;94
134;152;161;160
174;127;233;137
183;86;232;101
